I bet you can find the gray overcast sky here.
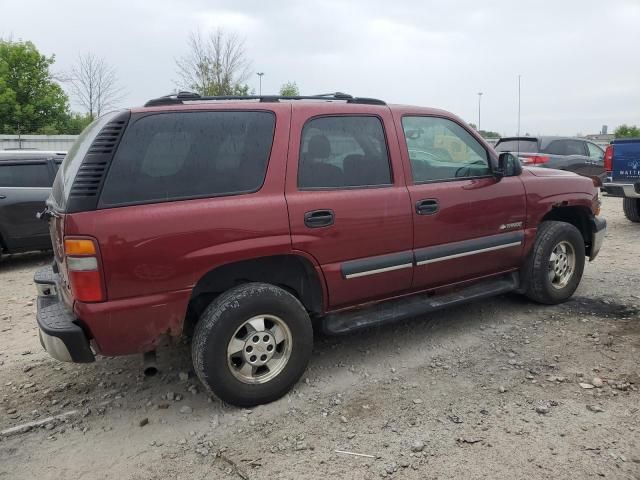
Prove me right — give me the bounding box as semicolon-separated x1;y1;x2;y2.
2;0;639;135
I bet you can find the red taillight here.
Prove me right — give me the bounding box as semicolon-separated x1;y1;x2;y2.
64;237;105;302
520;155;550;165
68;270;104;302
604;145;614;172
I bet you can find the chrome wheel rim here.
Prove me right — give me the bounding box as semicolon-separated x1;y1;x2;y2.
227;314;292;384
548;241;575;289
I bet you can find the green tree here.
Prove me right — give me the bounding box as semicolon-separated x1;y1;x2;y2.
0;39;72;134
63;112;94;134
279;81;299;96
468;123;500;139
614;124;640;138
479;129;501;139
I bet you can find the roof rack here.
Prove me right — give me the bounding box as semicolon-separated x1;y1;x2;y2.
144;91;386;107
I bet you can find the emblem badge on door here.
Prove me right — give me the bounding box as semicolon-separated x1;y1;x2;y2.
499;221;523;231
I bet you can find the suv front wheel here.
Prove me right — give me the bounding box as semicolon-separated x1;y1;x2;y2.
524;221;585;305
192;283;313;407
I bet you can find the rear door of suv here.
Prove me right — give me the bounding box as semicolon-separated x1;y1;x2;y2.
394;110;526;290
0;159;54;252
285;103;413;309
542;139;591;176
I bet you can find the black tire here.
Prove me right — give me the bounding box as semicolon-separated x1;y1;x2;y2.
524;221;585;305
192;282;313;407
623;198;640;223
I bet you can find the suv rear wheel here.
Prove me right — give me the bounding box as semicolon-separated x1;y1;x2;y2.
622;198;640;223
524;221;585;305
192;283;313;407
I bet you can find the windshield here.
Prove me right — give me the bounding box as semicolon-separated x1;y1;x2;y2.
495;139;539;153
49;111;122;211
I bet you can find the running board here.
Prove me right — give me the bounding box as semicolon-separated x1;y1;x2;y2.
321;274;519;335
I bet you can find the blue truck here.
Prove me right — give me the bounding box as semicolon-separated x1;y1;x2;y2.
602;138;640;222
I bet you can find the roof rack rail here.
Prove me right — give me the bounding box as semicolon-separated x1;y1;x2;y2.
144;91;386;107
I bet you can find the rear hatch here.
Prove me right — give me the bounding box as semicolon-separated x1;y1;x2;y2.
610;138;640;182
47;110;129;307
494;137;548;165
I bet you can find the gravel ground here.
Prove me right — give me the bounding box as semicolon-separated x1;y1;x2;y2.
0;196;638;480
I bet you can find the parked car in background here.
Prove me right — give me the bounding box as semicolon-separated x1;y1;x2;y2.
0;151;65;261
601;138;640;222
34;92;605;406
495;136;605;183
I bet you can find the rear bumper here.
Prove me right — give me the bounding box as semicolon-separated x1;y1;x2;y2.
589;217;606;261
602;182;640;198
34;266;95;363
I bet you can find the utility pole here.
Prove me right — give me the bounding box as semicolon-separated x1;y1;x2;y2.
517;75;521;137
477;92;483;132
256;72;264;96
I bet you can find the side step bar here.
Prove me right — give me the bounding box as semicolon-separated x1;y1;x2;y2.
321;274;519;335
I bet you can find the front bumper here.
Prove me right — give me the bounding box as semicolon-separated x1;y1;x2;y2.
602;182;640;198
34;266;95;363
589;217;606;261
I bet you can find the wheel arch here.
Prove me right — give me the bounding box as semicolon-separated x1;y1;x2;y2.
540;205;594;256
187;254;325;329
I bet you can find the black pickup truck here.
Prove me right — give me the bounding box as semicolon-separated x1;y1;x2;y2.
602;138;640;222
0;151;65;261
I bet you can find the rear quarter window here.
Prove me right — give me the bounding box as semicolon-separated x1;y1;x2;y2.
99;111;276;207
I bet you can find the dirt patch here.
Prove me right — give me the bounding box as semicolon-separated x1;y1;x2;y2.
566;296;640;319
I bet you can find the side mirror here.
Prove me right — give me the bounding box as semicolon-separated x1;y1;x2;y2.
496;152;522;179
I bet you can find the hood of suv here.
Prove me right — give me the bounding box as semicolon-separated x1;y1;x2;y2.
525;166;578;177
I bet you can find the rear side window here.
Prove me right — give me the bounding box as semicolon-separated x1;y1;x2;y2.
99;111;275;206
495;139;539;153
298;116;392;189
544;140;585;156
0;163;51;187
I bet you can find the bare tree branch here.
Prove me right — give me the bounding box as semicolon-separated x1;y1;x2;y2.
175;28;252;96
68;53;124;119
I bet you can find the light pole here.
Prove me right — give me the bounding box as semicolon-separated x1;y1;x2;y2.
256;72;264;96
517;74;521;137
477;92;483;131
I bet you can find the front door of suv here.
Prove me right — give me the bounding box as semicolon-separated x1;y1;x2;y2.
285;106;413;309
395;113;526;290
0;160;53;252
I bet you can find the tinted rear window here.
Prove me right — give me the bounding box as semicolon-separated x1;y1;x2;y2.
543;140;585;156
495;139;539;153
0;163;51;187
99;111;276;207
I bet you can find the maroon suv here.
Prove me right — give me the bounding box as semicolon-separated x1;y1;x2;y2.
35;92;606;406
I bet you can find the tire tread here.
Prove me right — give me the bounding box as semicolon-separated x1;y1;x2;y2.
525;221;585;305
192;282;312;406
622;198;640;223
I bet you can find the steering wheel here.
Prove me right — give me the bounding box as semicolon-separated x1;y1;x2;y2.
454;160;487;177
408;149;441;162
